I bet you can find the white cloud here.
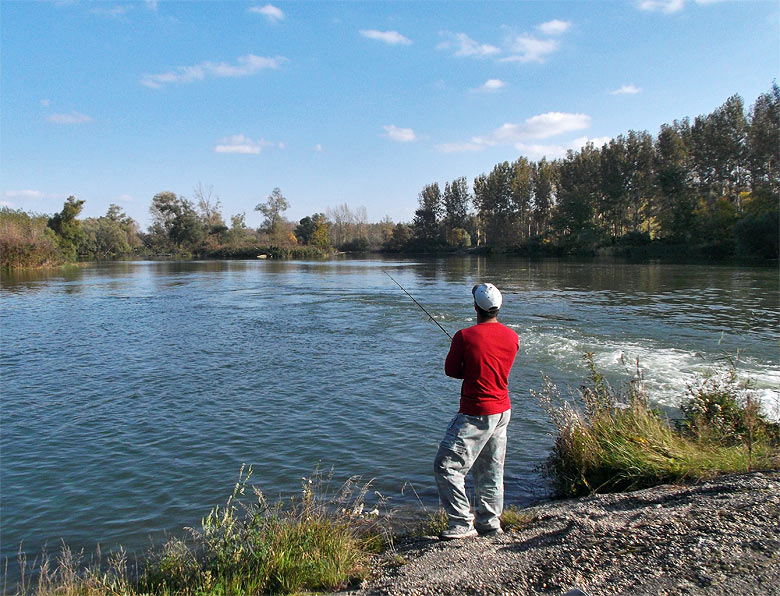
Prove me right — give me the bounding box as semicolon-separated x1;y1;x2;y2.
473;79;506;93
117;194;134;202
536;19;571;35
249;4;284;22
91;4;130;18
360;29;412;45
438;111;591;155
47;111;92;124
610;84;642;95
40;99;51;107
501;35;560;63
493;112;591;142
141;54;285;88
145;0;158;11
0;200;13;208
638;0;685;13
383;125;416;142
213;135;275;154
314;144;323;152
5;190;44;199
438;32;500;57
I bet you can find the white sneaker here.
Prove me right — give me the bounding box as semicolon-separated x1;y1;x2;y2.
439;525;478;540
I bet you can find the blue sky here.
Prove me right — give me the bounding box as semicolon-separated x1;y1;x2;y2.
1;0;778;228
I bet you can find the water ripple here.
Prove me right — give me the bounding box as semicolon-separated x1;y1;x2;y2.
1;258;778;568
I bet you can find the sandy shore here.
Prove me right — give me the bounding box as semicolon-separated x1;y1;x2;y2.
344;471;779;596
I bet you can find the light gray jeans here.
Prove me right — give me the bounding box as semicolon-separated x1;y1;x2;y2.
433;409;511;531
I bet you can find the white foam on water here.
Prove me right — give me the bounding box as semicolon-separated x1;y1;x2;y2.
516;328;780;420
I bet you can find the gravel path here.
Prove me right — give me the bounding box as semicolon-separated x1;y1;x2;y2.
345;471;780;596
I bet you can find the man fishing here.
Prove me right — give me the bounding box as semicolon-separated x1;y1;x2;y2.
433;282;519;540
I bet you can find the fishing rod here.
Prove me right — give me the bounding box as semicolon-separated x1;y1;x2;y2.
385;271;524;399
383;270;452;340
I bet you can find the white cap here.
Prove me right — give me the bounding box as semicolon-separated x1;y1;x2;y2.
472;283;502;311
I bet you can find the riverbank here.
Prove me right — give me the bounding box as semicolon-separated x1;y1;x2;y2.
349;471;780;596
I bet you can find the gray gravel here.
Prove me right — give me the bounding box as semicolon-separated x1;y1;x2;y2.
344;471;780;596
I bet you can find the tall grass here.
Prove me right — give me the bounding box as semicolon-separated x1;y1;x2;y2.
11;467;388;596
536;354;780;498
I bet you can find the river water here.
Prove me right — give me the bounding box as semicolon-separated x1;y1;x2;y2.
1;257;778;570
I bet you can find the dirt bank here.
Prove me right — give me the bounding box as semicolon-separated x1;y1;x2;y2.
347;471;780;596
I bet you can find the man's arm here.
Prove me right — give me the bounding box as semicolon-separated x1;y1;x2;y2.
444;331;465;379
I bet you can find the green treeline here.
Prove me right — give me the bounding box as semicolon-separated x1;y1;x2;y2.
1;85;777;268
407;84;779;259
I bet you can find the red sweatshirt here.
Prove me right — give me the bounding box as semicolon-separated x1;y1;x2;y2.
444;321;519;416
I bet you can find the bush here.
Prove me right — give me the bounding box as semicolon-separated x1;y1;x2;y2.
340;237;370;252
679;363;780;452
734;210;779;259
11;467;387;596
535;354;779;498
0;208;64;268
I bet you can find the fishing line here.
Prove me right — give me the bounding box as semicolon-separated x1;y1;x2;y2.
383;270;452;340
385;271;530;401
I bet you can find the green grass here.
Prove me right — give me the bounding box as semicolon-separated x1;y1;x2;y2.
536;353;780;498
11;467;386;596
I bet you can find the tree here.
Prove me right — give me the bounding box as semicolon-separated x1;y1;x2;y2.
224;212;254;247
295;213;328;245
442;177;471;243
325;203;353;248
194;183;227;234
80;204;140;259
311;217;330;247
510;158;534;241
445;227;471;248
690;95;748;206
149;191;205;252
553;144;601;247
47;196;86;260
385;222;412;251
412;183;443;245
532;158;556;238
653;123;695;240
733;189;779;259
474;162;516;248
747;82;780;194
255;187;289;236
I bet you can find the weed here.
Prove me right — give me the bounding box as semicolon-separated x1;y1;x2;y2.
10;467;388;596
535;353;780;498
499;507;534;532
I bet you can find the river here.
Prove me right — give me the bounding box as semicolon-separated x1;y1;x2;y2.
1;256;778;570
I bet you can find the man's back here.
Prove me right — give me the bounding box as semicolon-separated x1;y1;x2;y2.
445;321;519;416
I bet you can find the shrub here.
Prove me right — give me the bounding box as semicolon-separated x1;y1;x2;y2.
535;354;779;498
679;362;780;465
0;208;64;268
11;467;387;596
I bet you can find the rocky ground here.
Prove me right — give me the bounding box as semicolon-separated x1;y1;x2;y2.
344;471;780;596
